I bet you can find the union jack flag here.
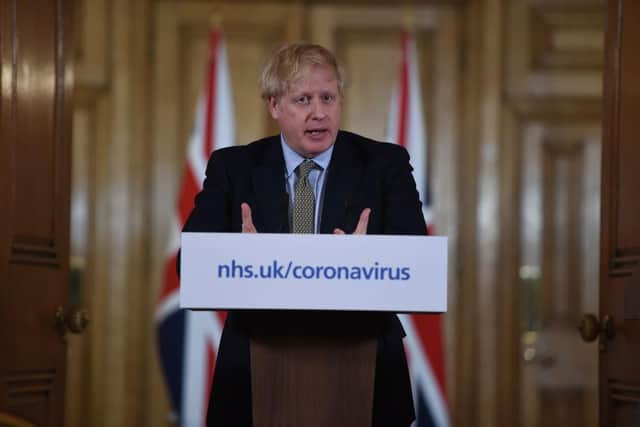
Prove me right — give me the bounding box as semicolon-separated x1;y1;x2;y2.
155;28;234;427
386;31;450;427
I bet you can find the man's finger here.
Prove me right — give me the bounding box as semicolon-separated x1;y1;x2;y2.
241;203;257;233
353;208;371;235
333;228;345;235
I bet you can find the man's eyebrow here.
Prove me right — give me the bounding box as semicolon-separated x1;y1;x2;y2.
289;89;336;99
289;90;309;96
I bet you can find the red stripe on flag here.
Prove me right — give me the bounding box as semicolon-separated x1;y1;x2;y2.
411;314;447;397
203;30;220;159
396;32;410;148
216;310;227;325
159;153;201;301
178;165;201;224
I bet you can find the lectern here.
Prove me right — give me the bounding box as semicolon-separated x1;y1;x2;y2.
180;232;447;425
250;332;376;426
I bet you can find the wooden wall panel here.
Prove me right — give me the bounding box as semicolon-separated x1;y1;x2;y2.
68;1;606;426
502;1;604;427
616;23;640;250
66;98;95;427
509;114;601;427
74;0;109;85
13;0;59;253
69;0;155;426
454;0;606;426
530;4;605;71
457;0;505;424
67;2;108;427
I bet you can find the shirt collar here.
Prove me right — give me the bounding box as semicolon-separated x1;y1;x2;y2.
280;134;334;178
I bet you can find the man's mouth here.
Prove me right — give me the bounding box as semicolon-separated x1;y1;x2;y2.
305;128;329;137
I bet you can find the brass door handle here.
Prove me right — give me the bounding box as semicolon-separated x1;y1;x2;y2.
55;306;89;336
578;314;614;346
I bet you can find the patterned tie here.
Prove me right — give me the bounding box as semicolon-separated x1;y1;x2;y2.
292;159;317;234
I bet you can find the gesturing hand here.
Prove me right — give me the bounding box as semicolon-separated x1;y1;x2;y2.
333;208;371;235
241;203;257;233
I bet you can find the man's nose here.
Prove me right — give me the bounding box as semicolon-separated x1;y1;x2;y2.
309;98;327;119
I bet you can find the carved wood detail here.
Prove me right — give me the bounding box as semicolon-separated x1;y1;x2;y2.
611;249;640;277
6;370;55;423
6;371;55;398
9;238;59;267
509;97;601;121
609;381;640;404
540;138;586;323
529;3;605;71
5;371;55;426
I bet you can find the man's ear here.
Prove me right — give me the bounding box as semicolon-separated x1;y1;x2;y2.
267;96;280;120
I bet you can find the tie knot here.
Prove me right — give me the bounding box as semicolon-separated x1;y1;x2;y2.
296;159;316;180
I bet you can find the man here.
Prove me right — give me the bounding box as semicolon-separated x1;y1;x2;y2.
182;43;426;426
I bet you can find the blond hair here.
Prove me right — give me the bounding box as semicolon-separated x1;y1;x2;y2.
260;42;345;100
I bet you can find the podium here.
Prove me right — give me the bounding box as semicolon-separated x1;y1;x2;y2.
181;233;447;425
250;331;376;426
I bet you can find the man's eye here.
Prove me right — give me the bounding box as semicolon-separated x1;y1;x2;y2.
295;96;310;104
322;95;335;103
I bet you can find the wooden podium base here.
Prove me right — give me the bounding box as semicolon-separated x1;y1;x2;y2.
250;336;377;427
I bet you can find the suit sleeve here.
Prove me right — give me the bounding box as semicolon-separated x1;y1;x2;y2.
183;150;233;233
381;146;428;236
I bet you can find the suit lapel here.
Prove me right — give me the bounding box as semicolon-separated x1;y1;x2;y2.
320;132;363;234
251;138;289;233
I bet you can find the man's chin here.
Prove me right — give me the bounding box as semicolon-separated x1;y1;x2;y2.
302;139;334;157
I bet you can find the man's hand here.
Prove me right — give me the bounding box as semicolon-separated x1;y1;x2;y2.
241;203;257;233
334;208;371;235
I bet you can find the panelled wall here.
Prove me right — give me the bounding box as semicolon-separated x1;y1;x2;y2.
505;2;603;427
69;1;604;426
70;1;154;426
450;0;603;426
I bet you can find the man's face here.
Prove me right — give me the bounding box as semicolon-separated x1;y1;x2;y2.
268;65;341;158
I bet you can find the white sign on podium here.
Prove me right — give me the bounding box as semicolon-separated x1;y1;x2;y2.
180;233;447;313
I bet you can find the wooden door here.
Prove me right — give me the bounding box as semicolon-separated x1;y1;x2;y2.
599;0;640;425
0;0;75;425
519;122;601;427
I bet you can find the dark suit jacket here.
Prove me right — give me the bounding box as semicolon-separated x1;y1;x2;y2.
182;130;427;427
